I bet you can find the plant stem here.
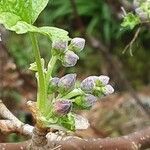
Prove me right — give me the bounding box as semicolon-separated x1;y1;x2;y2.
62;88;84;99
44;55;57;116
46;55;57;89
30;33;47;112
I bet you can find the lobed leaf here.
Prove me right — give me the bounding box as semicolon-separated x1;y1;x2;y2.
0;0;49;23
0;1;69;42
0;14;69;42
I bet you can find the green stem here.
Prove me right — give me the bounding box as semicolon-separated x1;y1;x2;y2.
62;88;84;99
30;33;47;112
44;55;57;115
46;55;58;89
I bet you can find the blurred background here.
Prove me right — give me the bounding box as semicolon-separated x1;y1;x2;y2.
0;0;150;142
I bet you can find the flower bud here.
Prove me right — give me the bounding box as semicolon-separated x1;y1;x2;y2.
99;75;110;85
73;94;97;109
48;77;60;94
103;84;114;95
61;50;79;67
52;40;68;55
80;76;99;94
53;100;72;116
58;74;76;94
84;94;97;108
69;37;85;52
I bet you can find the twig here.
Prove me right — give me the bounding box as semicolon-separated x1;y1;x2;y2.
0;99;22;125
0;100;33;136
123;27;141;56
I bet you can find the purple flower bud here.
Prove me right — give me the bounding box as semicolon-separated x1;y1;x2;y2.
58;74;76;94
99;75;110;85
80;76;99;94
84;94;97;108
54;100;72;116
103;84;114;95
62;51;79;67
48;77;60;94
69;37;85;52
52;40;68;54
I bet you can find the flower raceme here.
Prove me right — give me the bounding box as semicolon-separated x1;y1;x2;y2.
80;75;114;97
52;37;85;67
30;36;114;130
48;74;114;115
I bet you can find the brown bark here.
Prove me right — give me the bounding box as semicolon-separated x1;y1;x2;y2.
0;127;150;150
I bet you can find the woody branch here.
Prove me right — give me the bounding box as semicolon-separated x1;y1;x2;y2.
0;100;149;150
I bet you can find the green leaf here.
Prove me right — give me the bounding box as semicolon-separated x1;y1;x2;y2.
121;13;141;30
0;12;21;29
0;14;69;41
40;113;75;131
0;0;32;23
32;0;49;23
11;21;70;41
58;113;75;131
0;0;49;24
0;1;69;42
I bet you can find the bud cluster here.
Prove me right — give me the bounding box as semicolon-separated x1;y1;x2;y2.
52;37;85;67
48;74;76;95
48;74;114;116
45;37;114;131
80;75;114;97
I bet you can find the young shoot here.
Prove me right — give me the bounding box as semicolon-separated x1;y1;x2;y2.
0;0;114;131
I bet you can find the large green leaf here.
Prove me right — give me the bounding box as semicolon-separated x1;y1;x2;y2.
0;1;69;42
0;0;49;24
